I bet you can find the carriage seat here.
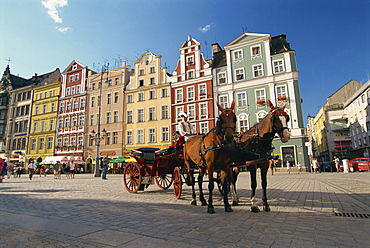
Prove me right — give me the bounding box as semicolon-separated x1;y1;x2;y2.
133;147;160;164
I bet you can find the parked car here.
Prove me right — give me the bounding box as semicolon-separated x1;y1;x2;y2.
348;158;370;172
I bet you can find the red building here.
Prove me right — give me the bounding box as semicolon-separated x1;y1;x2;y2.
171;35;215;134
56;60;95;168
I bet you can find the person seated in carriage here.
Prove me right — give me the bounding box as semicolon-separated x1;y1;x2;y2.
177;112;196;142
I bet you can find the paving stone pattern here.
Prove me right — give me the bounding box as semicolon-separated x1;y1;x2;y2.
0;171;369;247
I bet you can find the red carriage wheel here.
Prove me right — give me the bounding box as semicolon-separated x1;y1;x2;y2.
123;162;142;193
173;167;182;199
155;174;173;189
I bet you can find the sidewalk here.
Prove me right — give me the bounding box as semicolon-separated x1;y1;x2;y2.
0;172;369;247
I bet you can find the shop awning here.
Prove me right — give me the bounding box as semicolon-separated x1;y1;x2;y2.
41;156;69;164
109;156;136;163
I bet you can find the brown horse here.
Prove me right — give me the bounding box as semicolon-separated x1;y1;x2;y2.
233;99;290;212
183;101;237;213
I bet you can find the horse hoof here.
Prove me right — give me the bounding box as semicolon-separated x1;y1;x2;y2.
225;206;233;212
232;201;239;206
251;206;260;212
208;207;215;214
263;206;271;212
191;200;197;206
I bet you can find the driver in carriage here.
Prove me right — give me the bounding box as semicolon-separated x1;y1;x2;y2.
177;112;196;142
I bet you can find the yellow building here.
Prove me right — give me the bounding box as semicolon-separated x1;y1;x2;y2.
313;104;328;159
26;81;61;164
124;52;172;151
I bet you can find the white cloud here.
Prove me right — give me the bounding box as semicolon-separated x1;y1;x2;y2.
199;23;214;33
42;0;68;23
56;26;71;33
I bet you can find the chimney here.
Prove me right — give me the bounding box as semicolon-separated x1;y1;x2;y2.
212;43;222;55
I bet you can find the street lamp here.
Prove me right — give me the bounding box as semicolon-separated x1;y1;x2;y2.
90;63;109;177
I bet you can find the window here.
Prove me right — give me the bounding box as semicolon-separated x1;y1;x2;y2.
79;116;84;126
49;120;54;131
239;114;249;132
31;139;36;150
69;74;79;83
106;112;111;124
150;67;155;73
72;64;77;70
92;83;96;90
60;102;65;112
114;92;119;103
126;131;133;144
138;109;144;122
139;80;144;87
115;78;119;85
113;111;118;123
66;102;71;111
80;99;85;108
233;50;243;60
105;133;110;145
58;119;63;129
235;68;244;80
113;132;118;144
161;106;169;119
137;130;144;143
187;70;194;79
161;88;168;97
47;137;53;149
107;80;112;87
251;45;261;56
176;89;183;101
35;106;39;115
138;92;144;101
187;86;195;99
127;95;133;103
253;64;263;77
149;128;156;143
200;122;208;134
71;116;77;127
51;103;55;112
161;127;169;142
149;107;156;121
199;84;206;96
43;104;47;113
256;89;266;102
276;86;287;100
149;90;156;99
150;77;155;85
91;97;95;107
107;93;112;104
219;96;228;108
39;138;44;150
187;56;194;64
188;105;195;117
33;122;37;132
176;107;184;119
73;100;78;109
66;88;70;96
41;121;45;132
76;85;81;93
78;136;83;146
90;115;95;126
237;92;247;106
273;60;284;73
139;69;145;76
65;118;70;128
127;111;133;123
71;86;75;94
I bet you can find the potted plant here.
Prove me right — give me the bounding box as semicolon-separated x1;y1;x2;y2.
278;96;287;101
256;100;265;105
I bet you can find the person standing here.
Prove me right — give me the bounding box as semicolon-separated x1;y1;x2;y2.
39;165;46;177
28;161;36;180
286;161;291;174
177;112;196;141
53;161;61;179
333;156;340;173
101;157;109;180
69;161;75;178
297;162;302;174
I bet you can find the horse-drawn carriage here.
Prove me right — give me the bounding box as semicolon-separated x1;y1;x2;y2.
122;100;291;213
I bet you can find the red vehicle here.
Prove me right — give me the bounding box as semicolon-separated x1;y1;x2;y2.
348;158;370;172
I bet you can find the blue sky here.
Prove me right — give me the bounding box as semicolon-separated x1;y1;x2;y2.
1;0;369;121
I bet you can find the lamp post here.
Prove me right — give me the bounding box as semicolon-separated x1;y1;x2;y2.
91;63;109;177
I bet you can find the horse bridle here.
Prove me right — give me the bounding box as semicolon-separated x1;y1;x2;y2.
219;109;236;133
270;108;290;136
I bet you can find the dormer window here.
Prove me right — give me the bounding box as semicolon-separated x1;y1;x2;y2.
187;56;194;65
251;45;262;59
72;65;77;70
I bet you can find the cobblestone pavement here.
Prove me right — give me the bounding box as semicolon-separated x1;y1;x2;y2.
0;171;369;247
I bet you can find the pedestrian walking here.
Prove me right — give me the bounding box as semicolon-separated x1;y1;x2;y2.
53;161;61;179
6;162;14;179
297;161;302;174
312;158;319;173
65;162;71;179
101;157;109;180
69;161;75;178
28;161;36;180
286;161;291;174
17;165;23;178
39;165;46;177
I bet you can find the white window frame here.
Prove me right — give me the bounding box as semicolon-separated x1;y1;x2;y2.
219;96;228;109
233;49;243;60
238;113;249;132
137;129;144;144
176;89;183;102
187;86;195;100
161;127;169;142
251;45;262;58
218;72;226;84
199;103;208;116
276;85;288;100
187;104;195;118
235;68;245;81
273;59;285;73
126;131;133;144
149;107;156;121
255;89;266;102
138;109;144;122
237;92;247;107
127;94;133;103
161;105;169;119
199;122;209;134
253;64;264;78
148;128;156;143
187;70;195;79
